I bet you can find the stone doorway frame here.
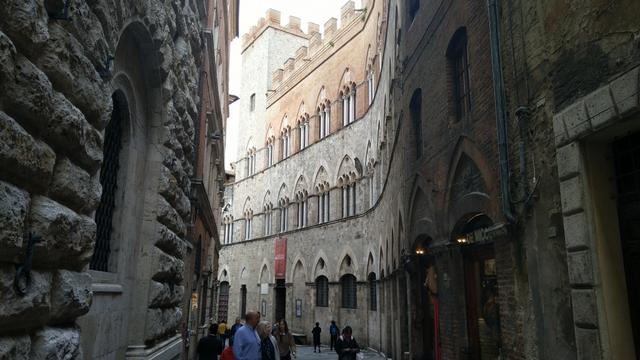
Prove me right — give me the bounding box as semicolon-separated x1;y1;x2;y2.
553;66;639;360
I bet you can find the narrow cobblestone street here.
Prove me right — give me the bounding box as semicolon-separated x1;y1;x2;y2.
293;346;386;360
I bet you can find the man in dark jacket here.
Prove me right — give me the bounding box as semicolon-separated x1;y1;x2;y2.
197;324;224;360
329;320;339;350
335;326;360;360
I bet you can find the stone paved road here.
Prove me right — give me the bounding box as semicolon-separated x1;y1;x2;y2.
293;345;386;360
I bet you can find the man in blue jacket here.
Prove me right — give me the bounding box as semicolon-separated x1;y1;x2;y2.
233;311;262;360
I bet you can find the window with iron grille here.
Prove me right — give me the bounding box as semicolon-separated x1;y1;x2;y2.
218;281;230;322
447;28;470;122
250;93;256;111
368;272;377;311
91;92;125;271
341;274;357;309
316;276;329;307
240;284;247;316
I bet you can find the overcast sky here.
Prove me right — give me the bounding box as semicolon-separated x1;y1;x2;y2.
225;0;361;170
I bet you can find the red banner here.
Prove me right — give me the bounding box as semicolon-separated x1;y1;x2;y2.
274;238;287;279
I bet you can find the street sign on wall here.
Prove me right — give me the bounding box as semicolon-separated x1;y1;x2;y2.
275;237;287;279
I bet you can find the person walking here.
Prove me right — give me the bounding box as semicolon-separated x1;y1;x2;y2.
312;322;322;353
275;320;296;360
219;320;228;346
230;318;243;346
220;338;236;360
258;321;279;360
335;326;360;360
233;312;262;360
329;320;339;351
197;323;224;360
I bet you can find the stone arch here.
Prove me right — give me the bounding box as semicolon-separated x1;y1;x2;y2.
313;254;330;280
296;101;307;120
218;265;231;282
408;178;437;245
265;125;276;144
259;263;270;284
242;196;252;213
366;251;376;275
277;183;289;202
315;86;329;111
262;191;272;209
337;246;359;279
291;257;307;283
294;174;308;194
101;21;165;273
337;68;355;97
313;166;330;192
336;154;358;185
443;136;497;232
364;44;373;71
239;266;247;285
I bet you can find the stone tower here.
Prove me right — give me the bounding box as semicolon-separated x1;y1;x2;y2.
235;9;310;177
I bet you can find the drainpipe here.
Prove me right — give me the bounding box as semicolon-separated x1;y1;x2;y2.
487;0;516;224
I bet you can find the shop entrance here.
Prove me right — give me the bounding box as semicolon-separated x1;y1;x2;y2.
463;245;501;360
612;131;640;356
275;279;286;322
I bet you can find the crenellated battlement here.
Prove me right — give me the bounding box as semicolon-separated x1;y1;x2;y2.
242;1;371;91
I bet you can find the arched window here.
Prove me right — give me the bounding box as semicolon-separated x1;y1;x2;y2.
240;284;247;317
223;215;234;244
279;198;289;232
316;276;329;307
295;191;308;228
217;281;230;322
410;89;423;158
447;27;470;121
263;203;273;235
316;181;331;224
91;92;126;271
244;210;253;240
266;137;275;167
318;102;331;139
341;274;358;309
299;116;310;150
368;272;377;311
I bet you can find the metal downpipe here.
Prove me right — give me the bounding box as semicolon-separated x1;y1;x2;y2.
487;0;516;224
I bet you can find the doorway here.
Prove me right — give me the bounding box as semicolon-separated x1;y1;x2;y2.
612;131;640;356
275;279;286;322
463;245;501;360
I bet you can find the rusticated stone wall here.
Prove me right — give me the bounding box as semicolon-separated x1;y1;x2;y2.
0;0;206;358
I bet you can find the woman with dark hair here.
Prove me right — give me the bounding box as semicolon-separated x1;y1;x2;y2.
335;326;360;360
275;320;296;360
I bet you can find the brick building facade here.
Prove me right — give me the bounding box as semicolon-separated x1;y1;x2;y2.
218;0;542;359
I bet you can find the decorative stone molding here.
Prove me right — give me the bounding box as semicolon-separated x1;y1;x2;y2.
554;65;640;360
